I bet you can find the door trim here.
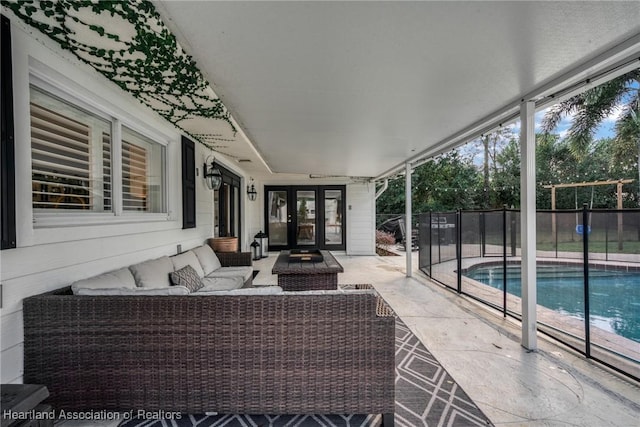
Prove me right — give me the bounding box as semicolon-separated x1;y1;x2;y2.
214;162;241;247
264;185;346;251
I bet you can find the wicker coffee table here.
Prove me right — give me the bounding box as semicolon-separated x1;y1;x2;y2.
272;250;344;291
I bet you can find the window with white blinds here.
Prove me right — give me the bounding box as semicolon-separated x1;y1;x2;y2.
29;85;167;220
103;132;112;211
122;127;165;213
30;86;111;211
122;140;147;211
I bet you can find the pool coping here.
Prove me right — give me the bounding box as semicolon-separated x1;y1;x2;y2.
459;258;640;274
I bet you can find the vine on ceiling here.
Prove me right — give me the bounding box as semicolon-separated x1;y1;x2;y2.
4;0;237;148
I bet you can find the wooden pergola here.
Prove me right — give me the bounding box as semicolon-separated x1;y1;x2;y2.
542;179;633;211
542;179;633;250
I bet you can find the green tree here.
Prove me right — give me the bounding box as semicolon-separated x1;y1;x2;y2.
490;133;576;209
613;89;640;202
480;128;513;208
375;178;407;219
491;136;522;208
376;151;482;215
535;134;575;209
534;136;636;209
412;151;482;212
541;70;639;156
540;69;639;204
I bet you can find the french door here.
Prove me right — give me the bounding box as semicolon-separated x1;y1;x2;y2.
214;163;241;242
265;185;345;251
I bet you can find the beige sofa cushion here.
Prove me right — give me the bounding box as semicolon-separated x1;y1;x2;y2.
194;286;283;296
71;268;136;294
206;266;253;283
171;251;205;278
129;256;174;288
281;288;377;296
200;276;244;291
192;244;222;275
75;286;190;296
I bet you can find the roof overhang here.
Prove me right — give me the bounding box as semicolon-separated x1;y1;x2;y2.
153;1;640;179
5;1;640;179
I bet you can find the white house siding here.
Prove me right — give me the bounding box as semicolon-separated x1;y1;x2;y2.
0;19;222;384
0;16;378;385
346;182;376;255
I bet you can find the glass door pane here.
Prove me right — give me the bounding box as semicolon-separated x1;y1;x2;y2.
213;189;219;237
296;190;316;246
218;183;231;236
324;189;343;246
232;186;239;237
213;164;242;245
268;190;288;246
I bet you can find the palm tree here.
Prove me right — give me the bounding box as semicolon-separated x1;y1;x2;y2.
540;69;639;203
613;85;640;188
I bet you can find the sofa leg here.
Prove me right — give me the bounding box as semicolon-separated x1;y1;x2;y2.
382;413;394;426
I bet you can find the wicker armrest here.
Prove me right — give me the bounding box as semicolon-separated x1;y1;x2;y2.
376;296;396;317
217;251;252;267
339;284;395;317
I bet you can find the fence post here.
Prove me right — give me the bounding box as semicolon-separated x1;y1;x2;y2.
457;210;462;294
429;211;433;276
582;203;591;358
502;205;508;318
555;211;559;259
480;212;486;257
437;213;442;264
510;210;517;257
605;215;609;262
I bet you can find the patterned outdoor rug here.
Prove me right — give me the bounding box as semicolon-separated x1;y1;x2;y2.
119;320;492;427
394;321;491;426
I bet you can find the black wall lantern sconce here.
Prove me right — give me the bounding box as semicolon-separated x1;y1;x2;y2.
247;177;257;201
203;155;222;191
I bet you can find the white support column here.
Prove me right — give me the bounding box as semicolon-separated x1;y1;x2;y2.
405;161;413;277
520;101;537;350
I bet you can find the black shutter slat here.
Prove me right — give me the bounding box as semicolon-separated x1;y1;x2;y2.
1;15;17;249
182;136;196;229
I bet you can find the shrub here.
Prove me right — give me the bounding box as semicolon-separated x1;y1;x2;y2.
376;230;396;250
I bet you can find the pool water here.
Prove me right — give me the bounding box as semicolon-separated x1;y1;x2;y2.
464;264;640;342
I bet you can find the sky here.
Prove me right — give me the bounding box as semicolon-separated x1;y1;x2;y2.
504;107;618;140
540;107;621;140
450;74;640;168
462;106;620;166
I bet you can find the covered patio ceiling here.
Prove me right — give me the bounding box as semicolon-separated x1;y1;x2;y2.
155;1;640;178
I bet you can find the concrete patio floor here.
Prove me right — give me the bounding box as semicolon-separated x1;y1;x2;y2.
253;252;640;427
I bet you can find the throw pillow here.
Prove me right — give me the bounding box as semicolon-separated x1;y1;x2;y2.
171;251;205;278
170;265;204;292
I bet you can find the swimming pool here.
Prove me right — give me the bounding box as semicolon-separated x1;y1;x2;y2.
464;263;640;342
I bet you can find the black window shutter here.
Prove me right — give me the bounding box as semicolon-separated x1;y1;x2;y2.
1;15;16;250
181;136;196;229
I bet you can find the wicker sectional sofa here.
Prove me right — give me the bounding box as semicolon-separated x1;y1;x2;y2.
22;250;397;425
